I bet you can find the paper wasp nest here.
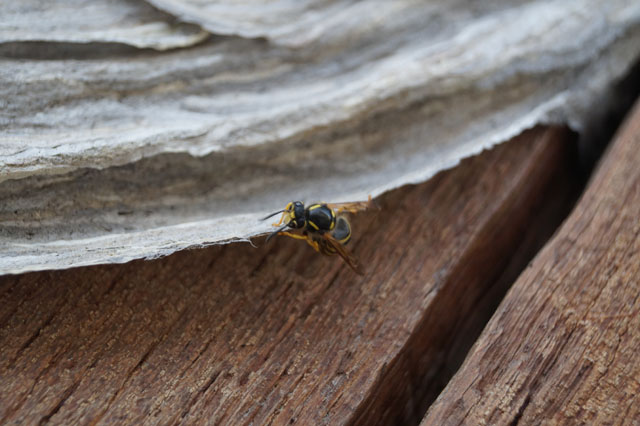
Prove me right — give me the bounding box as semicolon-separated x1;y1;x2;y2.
1;0;639;274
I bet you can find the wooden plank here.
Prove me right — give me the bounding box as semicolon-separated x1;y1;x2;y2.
0;126;579;425
421;101;640;424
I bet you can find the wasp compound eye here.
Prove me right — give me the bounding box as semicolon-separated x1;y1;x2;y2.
293;202;305;218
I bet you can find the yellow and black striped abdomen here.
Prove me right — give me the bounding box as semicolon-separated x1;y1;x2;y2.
316;216;352;256
331;216;351;245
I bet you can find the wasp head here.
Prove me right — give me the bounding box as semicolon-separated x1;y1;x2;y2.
263;201;307;242
285;201;306;229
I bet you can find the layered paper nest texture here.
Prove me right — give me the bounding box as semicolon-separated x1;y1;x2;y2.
2;0;640;274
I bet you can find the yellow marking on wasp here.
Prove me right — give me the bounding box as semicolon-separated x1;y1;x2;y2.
277;231;321;253
308;221;320;230
306;239;321;252
278;231;308;241
337;235;350;244
309;204;322;210
272;202;294;226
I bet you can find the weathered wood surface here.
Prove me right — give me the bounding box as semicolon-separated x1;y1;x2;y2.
421;101;640;424
0;127;579;425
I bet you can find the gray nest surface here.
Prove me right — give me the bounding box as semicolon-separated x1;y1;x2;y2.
2;0;640;274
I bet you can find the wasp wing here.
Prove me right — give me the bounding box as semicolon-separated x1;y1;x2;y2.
325;195;377;214
322;233;365;275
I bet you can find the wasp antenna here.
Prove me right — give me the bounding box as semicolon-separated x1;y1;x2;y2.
261;209;285;221
265;224;289;242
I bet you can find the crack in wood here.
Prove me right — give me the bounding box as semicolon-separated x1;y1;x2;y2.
357;128;582;425
7;312;56;369
37;377;83;425
421;97;640;425
508;394;531;426
178;370;221;422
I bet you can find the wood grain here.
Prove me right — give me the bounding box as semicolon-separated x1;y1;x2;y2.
0;127;579;425
421;102;640;424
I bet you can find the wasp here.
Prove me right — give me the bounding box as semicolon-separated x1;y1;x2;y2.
262;196;374;275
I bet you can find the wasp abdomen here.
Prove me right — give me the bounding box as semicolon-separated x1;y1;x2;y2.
331;217;351;245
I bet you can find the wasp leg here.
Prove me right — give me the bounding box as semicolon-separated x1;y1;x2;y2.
278;232;322;253
272;211;289;227
277;231;307;241
305;238;321;253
